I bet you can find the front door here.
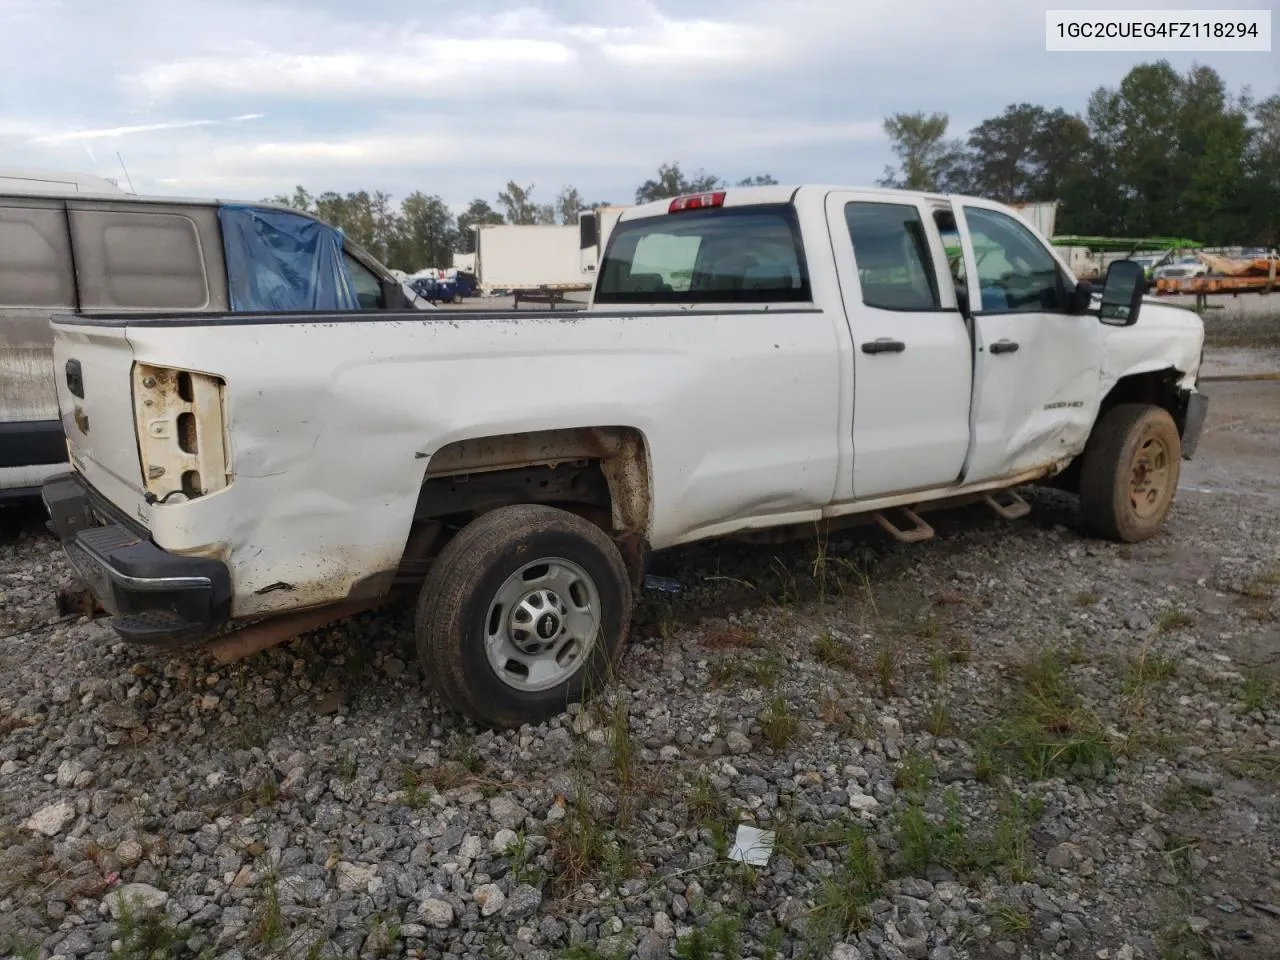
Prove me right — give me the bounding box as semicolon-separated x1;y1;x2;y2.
825;192;974;500
950;198;1104;484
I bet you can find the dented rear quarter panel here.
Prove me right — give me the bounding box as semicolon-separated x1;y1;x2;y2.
123;308;846;618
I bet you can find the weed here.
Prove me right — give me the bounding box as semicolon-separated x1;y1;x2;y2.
607;695;638;826
761;926;785;960
948;633;973;664
927;649;951;684
556;943;629;960
1156;609;1195;633
336;751;358;781
1238;668;1276;713
710;651;784;689
1224;749;1280;782
601;838;638;889
988;649;1113;780
1156;920;1211;959
805;827;884;952
1160;780;1215;812
761;694;802;749
1124;649;1179;694
505;831;546;889
112;892;186;959
987;792;1041;883
893;791;969;875
875;643;897;697
687;771;728;826
813;630;859;671
250;872;285;948
1073;591;1099;607
893;752;935;798
925;698;953;737
675;910;742;960
550;748;606;893
444;731;485;774
974;740;1000;784
400;767;431;809
989;902;1031;935
708;820;730;860
256;775;280;808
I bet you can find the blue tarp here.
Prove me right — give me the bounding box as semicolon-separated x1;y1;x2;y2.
218;204;360;312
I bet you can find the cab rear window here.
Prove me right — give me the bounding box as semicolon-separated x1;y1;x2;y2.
594;204;811;304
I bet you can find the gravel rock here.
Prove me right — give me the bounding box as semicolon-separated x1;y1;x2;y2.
104;883;169;918
23;800;75;836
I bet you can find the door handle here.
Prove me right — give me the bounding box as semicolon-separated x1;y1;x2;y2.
861;339;906;355
990;340;1020;355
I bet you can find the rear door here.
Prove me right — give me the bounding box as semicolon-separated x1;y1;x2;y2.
949;197;1102;484
824;192;973;500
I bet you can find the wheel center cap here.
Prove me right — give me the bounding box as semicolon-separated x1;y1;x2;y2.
535;612;560;640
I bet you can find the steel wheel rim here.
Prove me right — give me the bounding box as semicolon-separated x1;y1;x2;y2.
1129;434;1172;519
484;557;601;692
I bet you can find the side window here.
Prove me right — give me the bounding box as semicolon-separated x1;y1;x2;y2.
0;204;75;308
844;202;941;310
69;209;209;310
962;207;1065;313
344;253;384;309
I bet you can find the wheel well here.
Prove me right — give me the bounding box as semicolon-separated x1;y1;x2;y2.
1045;367;1189;495
396;426;652;588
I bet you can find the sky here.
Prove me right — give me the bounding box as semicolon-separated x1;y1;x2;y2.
1;0;1276;214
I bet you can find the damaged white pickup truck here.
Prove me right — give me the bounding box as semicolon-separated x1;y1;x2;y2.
43;185;1208;728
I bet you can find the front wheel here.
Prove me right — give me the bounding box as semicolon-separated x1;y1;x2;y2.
414;505;633;729
1078;403;1182;542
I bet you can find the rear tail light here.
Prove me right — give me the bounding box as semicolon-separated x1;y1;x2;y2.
669;191;726;213
133;364;231;502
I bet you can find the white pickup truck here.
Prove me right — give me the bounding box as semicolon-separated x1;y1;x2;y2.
42;185;1208;729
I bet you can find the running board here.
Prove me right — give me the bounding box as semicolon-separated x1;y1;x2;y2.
983;490;1031;520
873;507;935;543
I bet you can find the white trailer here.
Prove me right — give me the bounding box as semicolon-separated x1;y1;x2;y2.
577;204;630;275
1011;201;1059;239
472;224;588;295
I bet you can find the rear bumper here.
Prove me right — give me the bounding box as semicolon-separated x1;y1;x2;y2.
42;472;231;643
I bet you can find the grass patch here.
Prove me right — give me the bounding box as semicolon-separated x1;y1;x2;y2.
1160;780;1215;813
675;910;742;960
813;630;859;671
505;831;547;889
875;643;898;697
1156;610;1195;633
400;767;431;809
925;698;953;737
250;872;285;948
607;694;638;827
989;901;1031;936
805;827;884;953
1223;750;1280;782
709;651;784;690
893;753;935;796
983;648;1113;780
550;745;607;894
336;751;358;781
761;694;802;749
112;893;187;960
892;789;1041;883
1238;668;1276;713
686;771;728;827
1073;591;1099;607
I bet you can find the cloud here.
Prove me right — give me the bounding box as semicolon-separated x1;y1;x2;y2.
31;115;265;145
1;0;1274;210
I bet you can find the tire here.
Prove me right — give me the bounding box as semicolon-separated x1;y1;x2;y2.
414;504;633;729
1078;403;1182;543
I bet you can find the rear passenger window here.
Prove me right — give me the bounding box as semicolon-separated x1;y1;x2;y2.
595;205;810;304
70;210;210;310
844;202;941;310
0;204;75;307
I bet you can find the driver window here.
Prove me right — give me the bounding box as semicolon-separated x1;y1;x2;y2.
344;252;384;309
962;207;1065;313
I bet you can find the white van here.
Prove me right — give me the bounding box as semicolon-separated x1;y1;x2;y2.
1;171;428;499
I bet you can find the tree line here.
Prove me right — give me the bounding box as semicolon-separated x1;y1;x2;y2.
878;60;1279;246
269;59;1279;272
267;164;778;272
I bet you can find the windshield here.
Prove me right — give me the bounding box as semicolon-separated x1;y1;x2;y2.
594;204;811;304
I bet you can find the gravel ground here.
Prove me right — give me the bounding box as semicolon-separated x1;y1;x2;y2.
1;355;1276;960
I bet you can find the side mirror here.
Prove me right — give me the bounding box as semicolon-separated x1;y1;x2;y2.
1068;278;1093;314
1098;259;1144;326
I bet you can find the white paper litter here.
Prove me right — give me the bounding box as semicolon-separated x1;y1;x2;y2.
727;824;775;866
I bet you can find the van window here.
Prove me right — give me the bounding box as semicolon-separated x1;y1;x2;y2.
0;204;75;307
70;209;210;310
344;252;384;309
595;204;810;304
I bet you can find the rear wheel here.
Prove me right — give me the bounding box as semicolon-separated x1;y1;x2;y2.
414;504;633;729
1078;403;1181;542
